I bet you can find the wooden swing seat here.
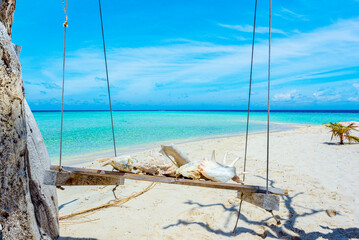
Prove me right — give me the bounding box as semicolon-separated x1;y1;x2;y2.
47;165;286;209
45;165;286;211
46;165;287;195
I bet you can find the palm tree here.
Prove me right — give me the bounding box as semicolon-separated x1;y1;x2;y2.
324;122;359;144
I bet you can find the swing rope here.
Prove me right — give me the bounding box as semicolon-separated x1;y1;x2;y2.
59;0;118;171
242;0;258;184
59;0;68;170
98;0;117;157
266;0;272;194
233;0;272;233
233;0;257;233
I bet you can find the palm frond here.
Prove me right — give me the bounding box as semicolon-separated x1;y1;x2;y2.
347;135;359;143
343;123;355;133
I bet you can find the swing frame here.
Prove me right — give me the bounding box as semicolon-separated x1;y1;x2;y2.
49;0;286;220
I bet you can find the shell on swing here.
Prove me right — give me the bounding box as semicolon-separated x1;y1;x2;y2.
133;155;177;177
160;145;242;182
175;161;202;180
199;151;241;183
101;156;135;173
100;152;177;176
200;160;237;182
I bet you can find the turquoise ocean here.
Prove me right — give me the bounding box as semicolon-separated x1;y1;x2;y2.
33;111;359;163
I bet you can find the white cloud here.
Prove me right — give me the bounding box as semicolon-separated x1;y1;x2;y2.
313;89;342;102
274;7;308;21
219;24;286;35
348;97;359;101
349;82;359;102
273;90;298;102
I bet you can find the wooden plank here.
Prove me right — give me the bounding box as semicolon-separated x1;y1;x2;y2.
44;169;124;186
48;165;287;195
238;191;280;211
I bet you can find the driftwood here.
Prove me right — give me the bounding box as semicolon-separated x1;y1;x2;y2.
0;1;59;239
160;145;190;167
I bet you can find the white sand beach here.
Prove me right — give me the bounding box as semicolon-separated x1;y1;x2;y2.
57;125;359;239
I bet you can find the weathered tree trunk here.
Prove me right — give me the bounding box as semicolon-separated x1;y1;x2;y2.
0;0;16;38
0;1;59;239
24;99;59;239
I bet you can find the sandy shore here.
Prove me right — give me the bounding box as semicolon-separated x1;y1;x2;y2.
58;125;359;239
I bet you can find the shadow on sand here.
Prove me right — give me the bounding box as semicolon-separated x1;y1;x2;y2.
323;141;359;145
323;141;341;145
59;199;78;210
163;178;359;239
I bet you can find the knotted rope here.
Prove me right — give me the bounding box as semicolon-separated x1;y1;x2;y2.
59;0;68;170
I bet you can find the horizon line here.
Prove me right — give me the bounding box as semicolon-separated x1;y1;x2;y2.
31;109;359;113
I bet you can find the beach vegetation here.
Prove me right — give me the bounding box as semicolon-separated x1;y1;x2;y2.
324;122;359;144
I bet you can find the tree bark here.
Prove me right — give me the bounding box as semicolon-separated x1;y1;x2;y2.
0;1;59;239
24;99;59;239
0;0;16;38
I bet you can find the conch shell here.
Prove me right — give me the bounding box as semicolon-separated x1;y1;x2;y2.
161;145;243;183
101;156;135;173
175;161;202;180
200;150;241;183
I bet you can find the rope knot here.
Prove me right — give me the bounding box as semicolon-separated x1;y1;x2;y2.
63;17;68;28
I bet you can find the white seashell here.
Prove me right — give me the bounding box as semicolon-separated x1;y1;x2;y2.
200;150;241;182
229;156;240;167
176;162;202;180
101;154;179;176
200;160;237;182
161;145;243;182
134;157;177;176
102;156;135;172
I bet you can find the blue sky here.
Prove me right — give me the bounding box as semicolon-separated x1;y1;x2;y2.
12;0;359;110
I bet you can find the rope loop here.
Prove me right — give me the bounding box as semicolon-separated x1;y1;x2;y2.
63;18;68;28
